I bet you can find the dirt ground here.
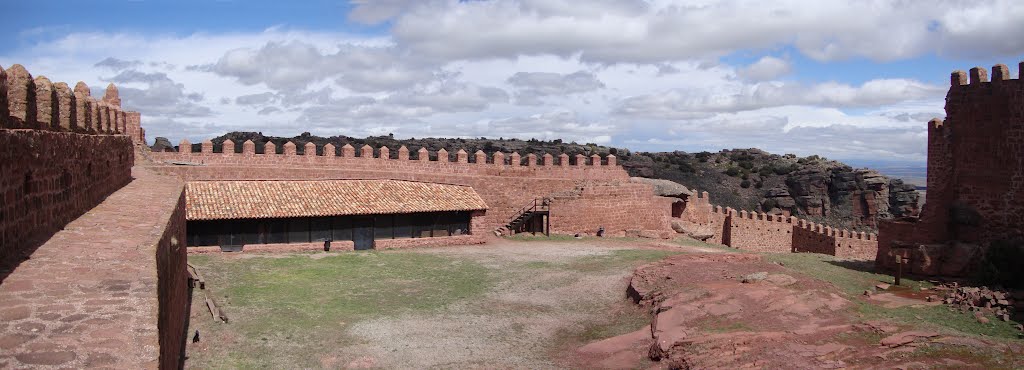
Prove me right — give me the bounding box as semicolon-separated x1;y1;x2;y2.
185;237;705;369
185;237;1023;369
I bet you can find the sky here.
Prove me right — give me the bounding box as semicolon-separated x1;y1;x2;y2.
2;0;1023;165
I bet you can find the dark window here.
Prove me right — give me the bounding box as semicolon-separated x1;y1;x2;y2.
393;214;414;239
374;214;394;240
311;217;332;242
332;217;352;241
266;219;287;244
234;219;260;245
287;218;309;243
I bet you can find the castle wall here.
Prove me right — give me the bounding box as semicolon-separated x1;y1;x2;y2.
146;148;672;236
547;183;673;236
696;204;877;259
156;190;189;369
877;62;1024;274
1;64;135;270
727;211;794;253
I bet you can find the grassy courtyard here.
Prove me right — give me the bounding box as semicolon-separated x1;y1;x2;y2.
184;237;1022;369
184;238;682;369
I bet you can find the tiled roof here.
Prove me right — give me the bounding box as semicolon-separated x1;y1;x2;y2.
186;179;488;220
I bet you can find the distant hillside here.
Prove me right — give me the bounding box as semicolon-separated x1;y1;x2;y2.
162;132;920;231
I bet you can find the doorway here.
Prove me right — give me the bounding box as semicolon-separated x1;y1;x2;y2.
353;217;375;250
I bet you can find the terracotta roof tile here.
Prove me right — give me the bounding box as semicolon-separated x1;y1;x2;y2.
186;180;488;221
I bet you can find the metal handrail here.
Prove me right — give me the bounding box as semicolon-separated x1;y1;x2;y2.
507;198;549;225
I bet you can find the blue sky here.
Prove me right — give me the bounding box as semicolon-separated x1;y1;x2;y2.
3;0;1023;165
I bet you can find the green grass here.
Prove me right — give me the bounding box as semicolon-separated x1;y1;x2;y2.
764;253;1023;340
566;249;683;272
188;251;492;368
668;237;743;252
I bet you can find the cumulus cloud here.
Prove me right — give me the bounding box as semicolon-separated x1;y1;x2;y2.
103;69;212;117
208;41;437;93
615;78;945;120
507;70;604;105
235;92;277;106
94;57;141;71
387;0;1024;63
736;56;791;81
484;110;616;144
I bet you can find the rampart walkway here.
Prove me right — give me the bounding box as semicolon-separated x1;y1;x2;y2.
0;167;185;368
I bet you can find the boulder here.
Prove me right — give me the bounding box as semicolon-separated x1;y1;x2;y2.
151;137;177;152
629;177;693;198
670;220;714;241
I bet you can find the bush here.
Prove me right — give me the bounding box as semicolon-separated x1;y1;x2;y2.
725;167;741;177
773;164;797;175
740;180;752;188
738;161;754;169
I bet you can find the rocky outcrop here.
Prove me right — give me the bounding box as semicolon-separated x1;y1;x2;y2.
629;177;692;197
151;137;176;152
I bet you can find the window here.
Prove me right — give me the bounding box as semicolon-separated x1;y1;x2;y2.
310;217;332;242
287;218;309;243
332;217;352;241
374;214;394;240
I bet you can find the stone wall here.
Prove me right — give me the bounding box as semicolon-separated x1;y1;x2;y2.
1;64;135;271
156;190;189;369
877;62;1024;274
547;182;673;236
694;203;877;259
146;149;671;236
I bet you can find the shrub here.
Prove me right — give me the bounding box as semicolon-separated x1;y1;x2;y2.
725;167;741;177
740;180;752;188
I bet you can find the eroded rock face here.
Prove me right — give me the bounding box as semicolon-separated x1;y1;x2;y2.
630;177;693;198
151;137;176;152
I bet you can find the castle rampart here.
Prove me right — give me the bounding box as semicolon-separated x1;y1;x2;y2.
147;143;644;237
877;62;1024;275
1;64;187;368
692;200;877;259
1;64;136;269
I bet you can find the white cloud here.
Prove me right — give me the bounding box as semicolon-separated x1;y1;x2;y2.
386;0;1024;63
736;56;791;81
614;78;945;119
5;1;1014;164
507;70;605;105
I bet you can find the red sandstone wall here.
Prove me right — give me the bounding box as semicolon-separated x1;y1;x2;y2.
1;64;136;269
699;205;877;259
0;131;133;268
877;62;1024;271
547;182;672;236
145;155;636;235
727;211;795;253
156;191;188;370
375;235;487;249
149;149;627;181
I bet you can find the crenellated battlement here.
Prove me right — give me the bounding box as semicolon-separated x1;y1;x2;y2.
1;64;145;144
949;62;1023;86
877;60;1024;275
152;139;624;182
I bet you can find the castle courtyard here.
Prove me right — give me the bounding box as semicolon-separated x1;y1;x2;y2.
183;238;1022;369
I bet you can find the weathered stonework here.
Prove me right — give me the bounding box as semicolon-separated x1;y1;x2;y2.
2;64;186;369
877;62;1024;276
